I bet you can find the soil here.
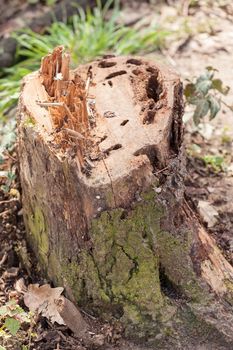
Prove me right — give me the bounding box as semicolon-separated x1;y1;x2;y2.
0;0;233;349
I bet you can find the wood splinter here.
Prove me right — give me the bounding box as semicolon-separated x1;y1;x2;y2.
39;46;90;166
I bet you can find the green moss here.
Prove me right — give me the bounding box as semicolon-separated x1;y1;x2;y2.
156;230;204;302
60;192;165;324
224;279;233;305
23;116;36;127
27;205;49;266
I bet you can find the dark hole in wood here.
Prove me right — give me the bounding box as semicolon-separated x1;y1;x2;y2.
132;68;142;75
146;75;162;103
104;143;122;154
126;58;142;66
105;70;127;80
110;143;122;151
120;210;128;220
170;83;183;153
99;135;107;143
142;230;147;239
159;264;185;300
143;110;156;124
98;60;117;68
146;66;157;74
120;119;129;126
149;102;155;110
134;145;159;170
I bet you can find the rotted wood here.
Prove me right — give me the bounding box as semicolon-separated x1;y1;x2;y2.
18;47;233;347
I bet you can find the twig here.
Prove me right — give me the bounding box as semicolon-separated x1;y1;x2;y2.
222;100;233;111
63;128;85;140
0;252;7;267
36;101;64;107
0;209;11;217
85;76;91;94
81;309;96;320
154;166;169;175
0;198;18;204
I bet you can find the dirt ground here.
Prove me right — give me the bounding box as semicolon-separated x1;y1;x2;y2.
1;1;233;349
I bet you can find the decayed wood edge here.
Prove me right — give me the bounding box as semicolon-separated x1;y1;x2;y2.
184;201;233;299
198;225;233;295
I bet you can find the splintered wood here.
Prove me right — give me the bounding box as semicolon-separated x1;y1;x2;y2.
39;46;89;167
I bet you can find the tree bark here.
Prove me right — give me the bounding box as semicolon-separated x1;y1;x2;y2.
18;47;233;348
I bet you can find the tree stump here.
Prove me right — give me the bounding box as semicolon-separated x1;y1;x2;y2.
18;47;233;348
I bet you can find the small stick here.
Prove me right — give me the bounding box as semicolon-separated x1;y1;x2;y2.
0;252;7;266
0;198;18;204
36;101;64;107
0;209;11;217
63;128;85;140
63;103;75;121
85;158;95;168
154;166;169;175
85;76;91;94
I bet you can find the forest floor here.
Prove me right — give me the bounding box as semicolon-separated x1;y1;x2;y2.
0;1;233;349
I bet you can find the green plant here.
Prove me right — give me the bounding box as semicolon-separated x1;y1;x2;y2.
0;0;168;120
184;66;231;125
45;0;58;6
0;169;16;193
0;118;16;171
221;127;232;144
201;154;225;172
0;300;32;347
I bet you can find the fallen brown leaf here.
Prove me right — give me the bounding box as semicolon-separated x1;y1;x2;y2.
24;283;65;325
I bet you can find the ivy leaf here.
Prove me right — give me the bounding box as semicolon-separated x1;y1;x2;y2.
7;171;16;181
208;95;221;120
196;79;212;95
4;317;21;336
184;83;195;99
196;72;208;82
1;184;9;193
212;79;230;95
193;99;209;125
0;305;8;316
206;66;218;72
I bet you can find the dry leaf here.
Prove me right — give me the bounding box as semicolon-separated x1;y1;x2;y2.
14;278;27;294
198;200;219;228
24;284;65;325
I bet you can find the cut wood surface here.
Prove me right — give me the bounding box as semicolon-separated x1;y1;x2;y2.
18;47;233;348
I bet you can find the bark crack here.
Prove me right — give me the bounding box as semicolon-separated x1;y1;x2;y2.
101;157;117;207
116;243;139;282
